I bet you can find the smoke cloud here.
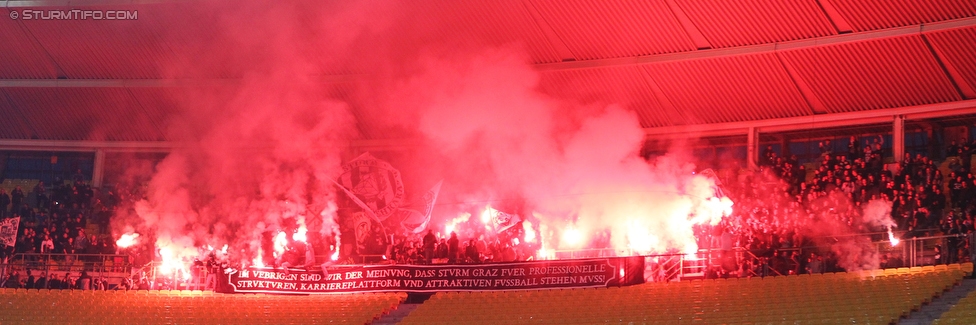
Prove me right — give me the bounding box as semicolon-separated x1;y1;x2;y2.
103;1;905;274
110;0;743;267
341;44;731;255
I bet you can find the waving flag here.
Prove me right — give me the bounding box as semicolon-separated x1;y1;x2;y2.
333;180;381;223
401;180;443;233
698;168;726;198
336;152;405;220
0;217;20;247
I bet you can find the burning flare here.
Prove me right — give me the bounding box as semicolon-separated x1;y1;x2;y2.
252;248;265;267
561;225;584;249
330;242;340;261
523;220;536;243
887;228;900;246
293;223;308;242
480;205;495;224
158;247;191;281
273;231;288;258
116;233;140;248
445;212;471;236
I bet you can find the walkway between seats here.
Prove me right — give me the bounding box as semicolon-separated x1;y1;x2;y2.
901;278;976;325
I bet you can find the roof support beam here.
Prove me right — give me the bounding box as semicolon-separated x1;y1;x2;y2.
644;99;976;139
0;75;358;88
1;101;970;154
663;0;712;50
534;16;976;71
921;33;976;100
0;79;238;88
638;67;688;125
816;0;854;33
0;139;176;152
521;0;577;62
775;53;829;114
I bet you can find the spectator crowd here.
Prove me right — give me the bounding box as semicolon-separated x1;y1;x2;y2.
1;175;122;289
708;136;976;277
2;134;976;288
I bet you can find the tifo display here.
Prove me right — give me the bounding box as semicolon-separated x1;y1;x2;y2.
217;257;645;294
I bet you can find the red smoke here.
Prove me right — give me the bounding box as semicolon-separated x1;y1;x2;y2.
113;1;907;272
105;1;734;267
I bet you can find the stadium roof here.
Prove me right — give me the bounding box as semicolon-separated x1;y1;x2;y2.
0;0;974;148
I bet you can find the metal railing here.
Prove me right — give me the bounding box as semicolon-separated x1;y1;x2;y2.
1;253;133;289
139;261;213;291
7;253;132;272
641;232;975;283
553;248;620;259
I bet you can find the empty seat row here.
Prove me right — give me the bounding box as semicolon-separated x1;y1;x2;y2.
402;263;972;325
0;289;406;324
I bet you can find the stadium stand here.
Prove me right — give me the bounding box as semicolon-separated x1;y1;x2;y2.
401;263;972;325
0;289;405;325
933;278;976;325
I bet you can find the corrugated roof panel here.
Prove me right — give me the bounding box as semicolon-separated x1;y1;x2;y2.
0;10;59;79
529;0;697;60
0;90;36;139
384;0;561;65
3;88;93;141
142;2;222;78
828;0;976;32
4;88;165;141
675;0;837;48
538;66;673;127
16;5;174;79
925;26;976;94
780;35;961;113
125;87;189;140
642;53;811;125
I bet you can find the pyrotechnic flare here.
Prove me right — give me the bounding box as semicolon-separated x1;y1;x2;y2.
480;205;493;224
445;212;471;236
116;233;140;248
887;228;900;246
293;223;308;242
252;248;265;268
561;225;584;249
523;220;536;243
273;231;288;258
864;199;900;248
330;242;340;261
624;220;657;254
158;247;191;281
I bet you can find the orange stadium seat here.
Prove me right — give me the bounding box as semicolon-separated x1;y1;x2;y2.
0;288;406;325
0;264;971;324
399;264;969;325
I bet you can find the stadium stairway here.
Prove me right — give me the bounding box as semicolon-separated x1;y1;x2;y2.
901;278;976;325
371;304;420;325
371;292;431;324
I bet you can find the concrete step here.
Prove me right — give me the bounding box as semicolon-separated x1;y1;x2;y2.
371;304;420;325
900;278;976;325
